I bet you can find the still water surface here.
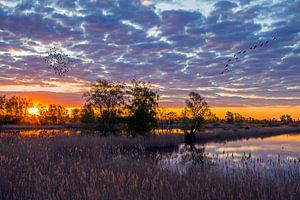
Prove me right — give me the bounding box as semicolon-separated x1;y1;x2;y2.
205;134;300;160
2;130;300;170
161;134;300;173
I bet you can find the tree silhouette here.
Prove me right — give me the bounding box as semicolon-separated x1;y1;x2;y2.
83;79;125;135
80;106;95;124
126;79;158;136
226;111;234;124
0;96;32;124
38;104;68;125
180;92;210;141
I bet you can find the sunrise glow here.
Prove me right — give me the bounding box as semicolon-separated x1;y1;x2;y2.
28;107;39;115
0;0;299;118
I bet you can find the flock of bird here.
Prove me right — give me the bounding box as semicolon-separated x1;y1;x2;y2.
221;37;276;74
43;47;71;76
43;37;277;76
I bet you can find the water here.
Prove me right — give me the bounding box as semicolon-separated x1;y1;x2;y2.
160;134;300;173
0;129;80;137
205;134;300;161
2;129;300;172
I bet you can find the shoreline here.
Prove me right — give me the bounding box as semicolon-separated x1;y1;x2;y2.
0;124;83;130
196;125;300;143
1;124;300;152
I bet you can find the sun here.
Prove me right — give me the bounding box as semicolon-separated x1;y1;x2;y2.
28;107;39;115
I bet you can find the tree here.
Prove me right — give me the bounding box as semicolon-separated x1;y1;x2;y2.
0;96;7;123
38;104;68;125
180;92;210;139
165;111;178;133
83;79;125;135
80;106;95;124
157;108;167;133
226;111;234;124
281;114;293;124
70;108;81;123
126;79;158;135
0;96;32;124
280;115;286;123
205;110;219;123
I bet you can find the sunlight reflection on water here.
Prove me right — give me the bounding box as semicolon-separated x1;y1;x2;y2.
0;129;81;137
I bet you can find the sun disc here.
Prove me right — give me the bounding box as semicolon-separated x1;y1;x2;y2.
28;107;39;115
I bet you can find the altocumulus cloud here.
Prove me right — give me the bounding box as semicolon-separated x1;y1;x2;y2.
0;0;299;107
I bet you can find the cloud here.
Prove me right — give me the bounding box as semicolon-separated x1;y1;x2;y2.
0;0;299;107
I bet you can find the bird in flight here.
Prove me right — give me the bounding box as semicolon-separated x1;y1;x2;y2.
43;47;71;76
220;36;277;75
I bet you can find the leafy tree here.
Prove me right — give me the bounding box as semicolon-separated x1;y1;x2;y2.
165;111;178;132
38;104;68;125
0;96;7;123
233;113;245;123
180;92;210;138
280;114;293;124
286;115;293;123
70;108;81;123
126;79;158;135
205;110;219;123
80;106;95;124
0;96;32;124
280;115;286;122
226;111;234;124
157;108;167;133
83;79;125;135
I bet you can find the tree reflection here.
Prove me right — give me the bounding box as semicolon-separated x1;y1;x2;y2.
181;139;206;165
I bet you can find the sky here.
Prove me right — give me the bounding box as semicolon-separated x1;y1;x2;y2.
0;0;299;119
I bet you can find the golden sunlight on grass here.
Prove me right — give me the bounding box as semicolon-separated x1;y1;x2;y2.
28;107;39;115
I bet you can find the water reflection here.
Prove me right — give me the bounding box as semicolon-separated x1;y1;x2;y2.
0;129;80;137
160;134;300;173
205;134;300;161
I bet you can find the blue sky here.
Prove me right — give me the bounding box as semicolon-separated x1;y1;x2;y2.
0;0;299;107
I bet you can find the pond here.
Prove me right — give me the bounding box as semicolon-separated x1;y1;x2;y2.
1;129;300;172
160;134;300;174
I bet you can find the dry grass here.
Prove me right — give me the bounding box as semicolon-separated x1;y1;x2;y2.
1;133;300;200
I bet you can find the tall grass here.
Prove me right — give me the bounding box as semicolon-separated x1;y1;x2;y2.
1;133;300;200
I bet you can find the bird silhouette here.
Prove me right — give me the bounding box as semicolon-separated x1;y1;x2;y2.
44;47;71;76
220;36;277;75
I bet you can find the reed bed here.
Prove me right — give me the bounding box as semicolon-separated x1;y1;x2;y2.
1;133;300;200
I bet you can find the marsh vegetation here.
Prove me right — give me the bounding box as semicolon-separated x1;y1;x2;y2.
1;130;300;200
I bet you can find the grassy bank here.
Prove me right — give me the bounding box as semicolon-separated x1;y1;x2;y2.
1;134;300;200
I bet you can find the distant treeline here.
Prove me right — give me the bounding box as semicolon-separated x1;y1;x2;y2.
0;79;298;135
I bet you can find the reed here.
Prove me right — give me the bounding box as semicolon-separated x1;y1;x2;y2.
1;133;300;200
